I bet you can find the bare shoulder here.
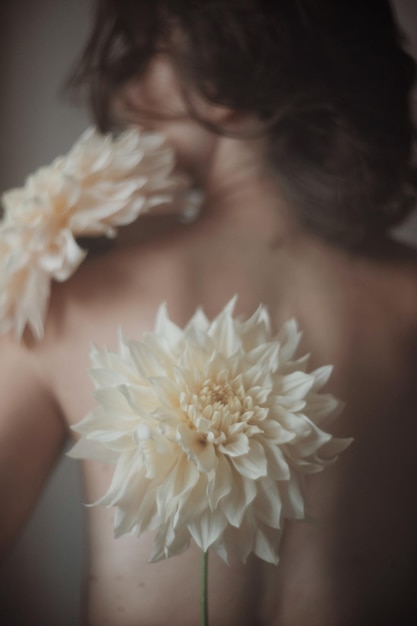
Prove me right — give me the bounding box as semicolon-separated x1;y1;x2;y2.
350;239;417;366
271;238;417;625
37;226;193;426
366;238;417;315
46;229;186;342
295;236;417;378
0;331;65;556
0;329;56;401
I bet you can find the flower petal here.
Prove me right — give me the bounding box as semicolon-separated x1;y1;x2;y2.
188;509;228;552
231;439;268;480
177;424;217;473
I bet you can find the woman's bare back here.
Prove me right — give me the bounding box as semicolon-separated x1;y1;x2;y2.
27;212;417;625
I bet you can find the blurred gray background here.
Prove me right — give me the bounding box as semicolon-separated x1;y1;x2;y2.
0;1;416;625
0;1;89;625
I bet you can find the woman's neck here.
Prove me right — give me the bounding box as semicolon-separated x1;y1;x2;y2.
193;133;300;247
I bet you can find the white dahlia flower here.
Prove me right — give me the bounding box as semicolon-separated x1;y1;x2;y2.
0;127;192;340
70;298;351;565
62;127;189;237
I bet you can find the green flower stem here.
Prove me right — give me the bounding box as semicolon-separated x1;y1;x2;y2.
201;550;209;626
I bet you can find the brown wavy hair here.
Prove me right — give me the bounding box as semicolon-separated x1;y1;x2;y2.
69;0;417;246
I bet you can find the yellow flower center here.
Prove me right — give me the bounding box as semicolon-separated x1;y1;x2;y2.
200;381;237;408
181;375;258;446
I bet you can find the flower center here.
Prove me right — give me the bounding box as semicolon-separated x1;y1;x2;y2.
181;374;259;446
200;381;237;408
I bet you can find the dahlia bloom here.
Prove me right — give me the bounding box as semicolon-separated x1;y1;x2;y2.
0;127;191;340
70;298;351;565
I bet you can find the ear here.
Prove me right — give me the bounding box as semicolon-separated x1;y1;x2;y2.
202;102;237;125
188;92;261;134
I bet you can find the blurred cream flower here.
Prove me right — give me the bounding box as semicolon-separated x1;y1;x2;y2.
0;127;192;340
0;226;55;340
70;298;351;565
62;128;189;237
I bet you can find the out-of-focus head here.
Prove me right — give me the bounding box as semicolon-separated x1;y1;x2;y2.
71;0;417;247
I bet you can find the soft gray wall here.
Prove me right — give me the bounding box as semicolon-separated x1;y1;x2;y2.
0;1;416;626
392;0;417;243
0;1;89;625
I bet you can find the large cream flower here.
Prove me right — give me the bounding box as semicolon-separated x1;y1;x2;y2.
62;128;189;237
70;298;351;565
0;127;192;340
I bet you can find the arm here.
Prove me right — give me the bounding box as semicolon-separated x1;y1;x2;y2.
0;335;66;558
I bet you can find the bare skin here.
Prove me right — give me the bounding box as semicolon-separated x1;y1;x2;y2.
1;57;417;625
